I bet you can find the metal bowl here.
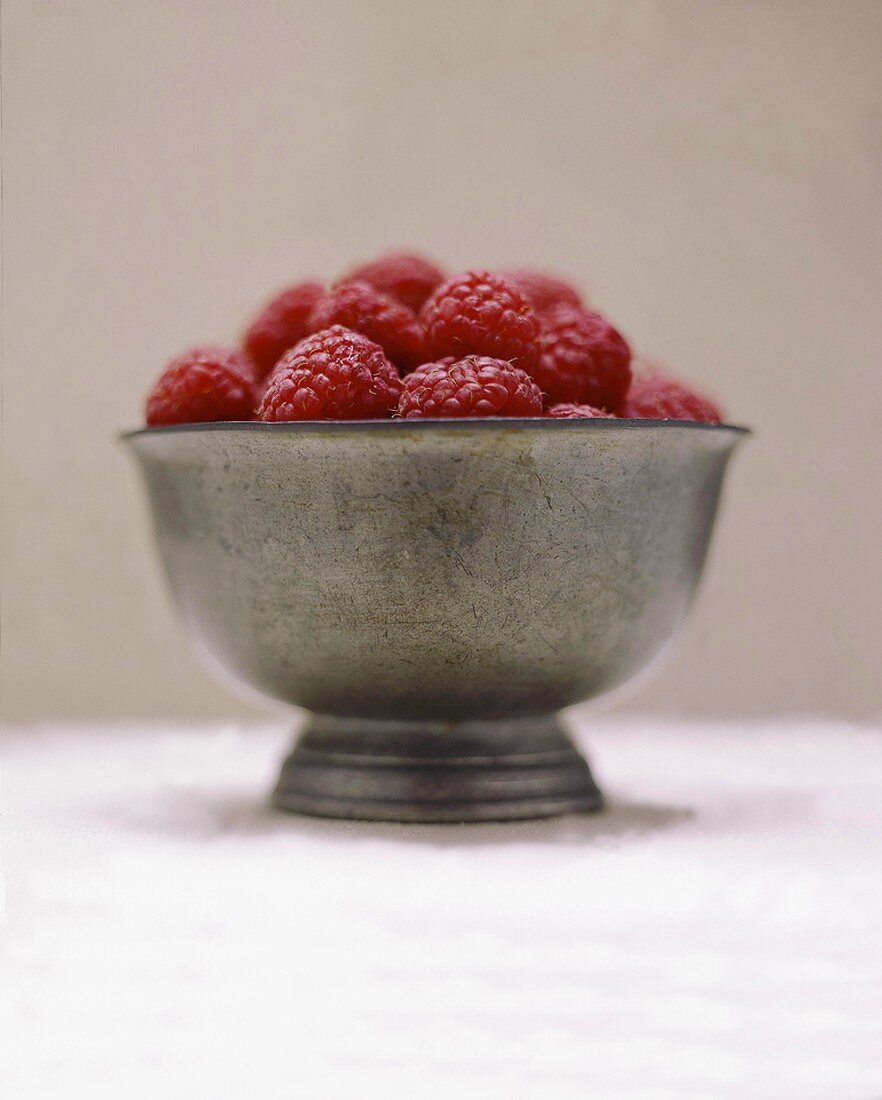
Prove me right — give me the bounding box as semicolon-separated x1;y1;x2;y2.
123;418;747;822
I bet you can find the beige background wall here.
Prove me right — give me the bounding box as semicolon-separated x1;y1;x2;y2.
3;0;880;724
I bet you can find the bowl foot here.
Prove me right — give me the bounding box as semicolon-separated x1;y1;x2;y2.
272;714;603;823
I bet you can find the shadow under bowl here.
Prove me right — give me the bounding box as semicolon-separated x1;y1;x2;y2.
123;418;747;822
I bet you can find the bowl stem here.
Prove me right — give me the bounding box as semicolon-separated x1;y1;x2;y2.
272;714;603;823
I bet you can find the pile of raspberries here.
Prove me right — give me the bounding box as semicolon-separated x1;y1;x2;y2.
145;252;722;426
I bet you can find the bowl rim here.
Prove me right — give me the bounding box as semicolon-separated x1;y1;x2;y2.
121;418;750;442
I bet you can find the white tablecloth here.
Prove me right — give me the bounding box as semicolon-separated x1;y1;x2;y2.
4;717;882;1099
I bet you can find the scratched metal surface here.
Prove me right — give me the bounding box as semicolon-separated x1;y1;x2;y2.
125;421;745;722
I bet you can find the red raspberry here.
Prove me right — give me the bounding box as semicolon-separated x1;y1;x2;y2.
499;269;584;314
308;281;426;371
258;326;402;421
623;375;723;423
340;251;445;314
146;347;254;426
546;403;614;419
535;306;632;412
242;281;324;379
419;270;540;371
398;356;542;419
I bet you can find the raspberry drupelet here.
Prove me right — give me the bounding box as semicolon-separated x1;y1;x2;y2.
419;270;541;372
499;269;584;315
535;305;632;412
340;251;445;314
398;356;543;419
241;281;324;380
308;281;427;372
623;375;723;423
258;326;402;421
146;347;255;426
408;356;457;378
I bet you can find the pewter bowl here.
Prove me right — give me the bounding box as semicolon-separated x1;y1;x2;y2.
123;419;747;822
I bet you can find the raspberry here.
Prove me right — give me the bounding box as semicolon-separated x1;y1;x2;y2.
499;269;584;314
419;270;540;371
258;326;402;421
308;281;426;372
242;281;324;379
623;375;723;423
398;356;542;419
534;306;632;412
146;347;254;426
546;403;613;419
340;251;445;313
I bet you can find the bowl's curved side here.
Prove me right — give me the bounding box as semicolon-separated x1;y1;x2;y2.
126;423;744;719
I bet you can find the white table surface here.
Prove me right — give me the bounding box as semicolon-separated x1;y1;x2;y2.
4;716;882;1099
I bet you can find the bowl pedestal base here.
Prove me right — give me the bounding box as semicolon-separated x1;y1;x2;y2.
272;714;603;823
